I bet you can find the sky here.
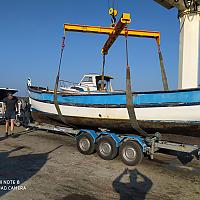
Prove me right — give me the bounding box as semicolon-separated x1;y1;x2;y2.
0;0;182;96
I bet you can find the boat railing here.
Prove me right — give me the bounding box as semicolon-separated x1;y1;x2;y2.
59;80;79;88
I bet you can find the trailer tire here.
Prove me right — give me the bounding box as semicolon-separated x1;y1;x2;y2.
96;136;118;160
77;132;95;155
120;140;143;166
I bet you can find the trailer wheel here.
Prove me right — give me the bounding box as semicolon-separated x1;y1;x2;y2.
96;136;118;160
77;132;95;155
120;140;143;166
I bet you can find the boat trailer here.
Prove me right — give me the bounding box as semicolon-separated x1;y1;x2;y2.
28;122;200;166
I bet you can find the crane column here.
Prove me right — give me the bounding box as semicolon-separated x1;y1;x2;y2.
178;6;200;89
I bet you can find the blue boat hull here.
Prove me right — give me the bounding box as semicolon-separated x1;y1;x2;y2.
28;86;200;139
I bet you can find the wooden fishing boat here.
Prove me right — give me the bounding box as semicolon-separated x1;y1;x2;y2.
28;14;200;139
28;81;200;137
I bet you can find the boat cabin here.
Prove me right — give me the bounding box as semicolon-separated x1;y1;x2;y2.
0;88;18;101
60;74;114;93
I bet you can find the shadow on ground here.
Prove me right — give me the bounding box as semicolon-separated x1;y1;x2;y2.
62;194;97;200
113;168;153;200
0;136;8;142
0;129;35;141
9;129;36;138
0;145;62;197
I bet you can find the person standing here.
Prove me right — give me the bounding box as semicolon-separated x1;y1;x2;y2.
3;93;18;136
20;98;31;129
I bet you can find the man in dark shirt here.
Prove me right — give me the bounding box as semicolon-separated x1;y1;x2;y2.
3;93;18;136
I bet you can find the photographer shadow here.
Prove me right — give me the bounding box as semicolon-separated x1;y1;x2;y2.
112;168;153;200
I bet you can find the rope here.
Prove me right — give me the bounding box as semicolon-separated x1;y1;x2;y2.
124;26;148;137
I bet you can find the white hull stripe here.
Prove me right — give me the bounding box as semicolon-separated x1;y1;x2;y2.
30;98;200;122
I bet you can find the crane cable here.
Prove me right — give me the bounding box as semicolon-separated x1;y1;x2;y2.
108;0;118;25
124;26;148;137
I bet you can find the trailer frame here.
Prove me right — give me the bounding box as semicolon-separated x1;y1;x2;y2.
28;122;200;166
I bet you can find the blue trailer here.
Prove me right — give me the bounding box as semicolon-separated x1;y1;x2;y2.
28;123;200;166
76;129;200;166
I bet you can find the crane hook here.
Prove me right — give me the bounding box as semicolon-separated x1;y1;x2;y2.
109;8;118;27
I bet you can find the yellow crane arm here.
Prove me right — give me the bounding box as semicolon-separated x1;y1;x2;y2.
102;13;131;54
64;20;161;46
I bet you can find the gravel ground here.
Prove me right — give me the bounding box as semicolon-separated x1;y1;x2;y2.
0;126;199;200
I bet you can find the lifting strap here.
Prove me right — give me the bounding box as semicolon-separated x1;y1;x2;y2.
53;35;77;131
124;27;148;137
100;54;106;91
157;42;169;91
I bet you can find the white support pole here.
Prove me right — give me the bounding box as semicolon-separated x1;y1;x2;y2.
178;8;200;89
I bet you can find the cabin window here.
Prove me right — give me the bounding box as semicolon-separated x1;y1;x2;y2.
82;76;93;82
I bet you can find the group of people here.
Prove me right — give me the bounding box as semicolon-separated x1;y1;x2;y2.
2;93;31;137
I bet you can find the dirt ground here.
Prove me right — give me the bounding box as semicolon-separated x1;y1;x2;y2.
0;126;199;200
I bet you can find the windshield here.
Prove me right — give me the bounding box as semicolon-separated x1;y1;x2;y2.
81;76;93;82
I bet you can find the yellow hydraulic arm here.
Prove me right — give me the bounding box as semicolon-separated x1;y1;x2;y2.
102;13;131;54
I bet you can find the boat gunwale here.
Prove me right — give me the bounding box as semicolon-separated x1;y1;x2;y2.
28;85;200;97
29;96;200;108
